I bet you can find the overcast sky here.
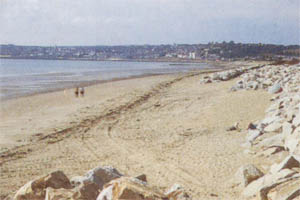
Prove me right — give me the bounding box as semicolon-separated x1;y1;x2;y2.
0;0;299;46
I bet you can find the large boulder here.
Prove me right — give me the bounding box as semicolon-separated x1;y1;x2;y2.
70;176;86;187
45;182;100;200
263;79;273;88
264;122;283;133
96;177;167;200
14;171;72;200
211;73;220;80
270;155;300;174
284;128;300;154
293;114;300;127
71;166;123;190
72;182;100;200
268;83;282;94
242;169;299;199
261;146;285;157
282;122;294;138
258;174;300;200
261;116;280;126
267;177;300;200
135;174;147;183
258;134;284;149
45;188;74;200
247;129;263;144
235;164;264;187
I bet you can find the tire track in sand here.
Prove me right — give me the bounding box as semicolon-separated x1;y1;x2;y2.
0;70;221;166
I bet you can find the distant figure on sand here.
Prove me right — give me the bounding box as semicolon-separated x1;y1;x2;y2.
80;87;85;97
75;87;79;97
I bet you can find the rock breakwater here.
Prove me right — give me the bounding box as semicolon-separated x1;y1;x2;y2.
10;166;191;200
202;63;300;200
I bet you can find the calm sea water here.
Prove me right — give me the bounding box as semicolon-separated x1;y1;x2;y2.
0;59;211;99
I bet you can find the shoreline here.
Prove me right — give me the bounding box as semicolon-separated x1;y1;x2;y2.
0;56;243;71
0;73;166;102
0;56;224;64
0;59;223;102
1;66;225;102
0;71;214;102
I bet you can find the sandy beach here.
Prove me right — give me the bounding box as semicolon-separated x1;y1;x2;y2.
0;61;274;199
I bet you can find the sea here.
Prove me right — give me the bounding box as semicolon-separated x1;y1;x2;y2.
0;59;212;100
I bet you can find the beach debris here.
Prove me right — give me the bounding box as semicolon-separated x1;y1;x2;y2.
226;122;240;131
226;126;237;131
209;193;218;197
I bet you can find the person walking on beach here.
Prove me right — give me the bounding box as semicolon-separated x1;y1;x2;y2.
75;87;79;97
80;87;85;97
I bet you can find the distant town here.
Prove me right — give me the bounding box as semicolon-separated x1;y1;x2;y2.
0;42;299;62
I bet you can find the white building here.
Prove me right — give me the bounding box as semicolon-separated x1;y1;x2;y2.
189;52;196;59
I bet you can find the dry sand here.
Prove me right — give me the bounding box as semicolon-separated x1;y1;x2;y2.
0;67;272;199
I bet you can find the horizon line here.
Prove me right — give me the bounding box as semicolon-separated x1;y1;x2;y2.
1;42;300;47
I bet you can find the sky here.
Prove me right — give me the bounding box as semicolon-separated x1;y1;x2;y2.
0;0;299;46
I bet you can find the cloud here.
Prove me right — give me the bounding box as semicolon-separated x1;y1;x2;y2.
0;0;299;45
